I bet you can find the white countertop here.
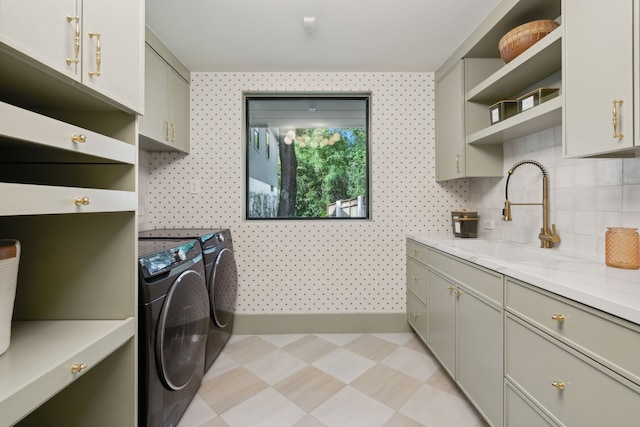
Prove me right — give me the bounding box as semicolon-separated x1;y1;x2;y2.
407;233;640;325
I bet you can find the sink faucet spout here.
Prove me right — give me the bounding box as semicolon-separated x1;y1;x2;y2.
502;160;560;248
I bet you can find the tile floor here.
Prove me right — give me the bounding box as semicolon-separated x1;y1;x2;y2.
177;333;489;427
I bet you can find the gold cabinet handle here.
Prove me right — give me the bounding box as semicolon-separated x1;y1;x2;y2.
71;134;86;143
455;289;463;296
447;285;455;292
66;16;80;72
551;380;565;390
74;197;90;206
613;100;624;139
551;314;565;323
411;312;422;320
163;121;170;141
88;32;101;77
169;122;176;142
71;363;87;373
412;249;419;256
455;154;461;173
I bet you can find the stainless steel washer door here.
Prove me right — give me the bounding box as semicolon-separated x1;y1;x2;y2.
157;269;209;390
210;248;238;328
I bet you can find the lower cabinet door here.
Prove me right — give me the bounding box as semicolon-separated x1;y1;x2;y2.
457;286;503;427
407;290;427;343
505;381;557;427
427;270;456;376
506;315;640;426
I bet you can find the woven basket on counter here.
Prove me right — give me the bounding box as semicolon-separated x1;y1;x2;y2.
498;19;559;63
0;240;20;356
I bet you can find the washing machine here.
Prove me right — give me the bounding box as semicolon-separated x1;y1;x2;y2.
139;228;238;371
138;239;210;427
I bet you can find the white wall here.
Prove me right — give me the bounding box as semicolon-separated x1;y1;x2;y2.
470;125;640;259
139;72;468;315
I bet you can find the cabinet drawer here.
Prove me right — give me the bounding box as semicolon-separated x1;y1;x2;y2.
429;249;502;304
0;101;135;165
506;279;640;383
506;315;640;426
407;291;427;343
406;239;428;265
505;382;557;427
407;258;427;302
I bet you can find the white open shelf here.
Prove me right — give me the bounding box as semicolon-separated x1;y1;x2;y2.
0;318;135;426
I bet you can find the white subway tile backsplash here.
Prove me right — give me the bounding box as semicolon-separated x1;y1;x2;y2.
623;184;640;212
623;159;640;184
470;125;640;258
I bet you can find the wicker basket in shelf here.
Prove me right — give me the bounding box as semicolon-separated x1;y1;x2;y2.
498;19;559;63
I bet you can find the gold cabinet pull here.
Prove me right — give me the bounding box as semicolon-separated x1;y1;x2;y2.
88;32;101;77
411;312;422;320
551;314;565;323
447;285;455;292
613;100;624;139
455;154;461;173
71;134;86;143
66;16;80;72
455;289;463;296
74;197;90;206
163;121;170;141
169;122;176;142
551;380;565;390
71;363;87;373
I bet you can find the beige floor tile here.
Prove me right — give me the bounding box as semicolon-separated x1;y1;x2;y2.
426;366;461;396
351;364;423;410
382;412;426;427
283;335;338;363
198;366;268;414
291;414;328;427
344;334;400;361
223;335;278;365
403;334;430;354
199;416;229;427
274;365;346;412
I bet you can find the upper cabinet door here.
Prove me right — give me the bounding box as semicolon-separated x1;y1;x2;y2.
0;0;80;81
563;0;635;157
81;0;143;113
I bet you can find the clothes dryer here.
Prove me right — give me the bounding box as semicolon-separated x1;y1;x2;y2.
139;228;238;371
138;239;210;427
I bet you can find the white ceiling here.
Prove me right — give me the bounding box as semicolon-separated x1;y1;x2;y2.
145;0;501;73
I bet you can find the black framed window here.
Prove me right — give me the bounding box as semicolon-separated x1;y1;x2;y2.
245;94;370;220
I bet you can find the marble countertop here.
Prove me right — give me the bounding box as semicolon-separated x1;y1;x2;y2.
407;233;640;325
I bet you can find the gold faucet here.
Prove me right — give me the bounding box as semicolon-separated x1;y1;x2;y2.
502;160;560;248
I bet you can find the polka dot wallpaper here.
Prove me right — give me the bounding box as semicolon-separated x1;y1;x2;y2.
140;72;469;314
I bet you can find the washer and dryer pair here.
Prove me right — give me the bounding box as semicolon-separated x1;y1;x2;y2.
137;228;238;427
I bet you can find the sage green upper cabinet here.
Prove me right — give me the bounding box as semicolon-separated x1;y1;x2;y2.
434;0;562;181
435;59;504;181
563;0;637;157
140;27;191;153
0;0;78;79
0;0;143;113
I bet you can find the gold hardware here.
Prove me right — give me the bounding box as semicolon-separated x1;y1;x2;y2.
71;363;87;373
412;312;422;320
551;314;565;323
74;197;90;206
66;16;80;72
551;380;565;390
503;161;560;248
169;122;176;142
88;32;101;77
455;154;461;173
71;134;86;143
447;285;455;292
455;289;463;296
413;249;419;256
613;100;624;139
163;121;169;141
